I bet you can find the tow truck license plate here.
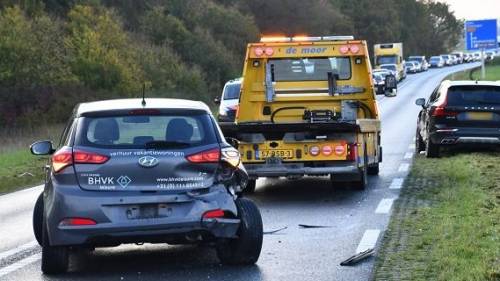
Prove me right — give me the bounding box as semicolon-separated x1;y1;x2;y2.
260;150;293;159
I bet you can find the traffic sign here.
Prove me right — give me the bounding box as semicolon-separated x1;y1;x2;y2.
465;19;498;50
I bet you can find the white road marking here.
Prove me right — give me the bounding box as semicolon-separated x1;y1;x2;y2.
404;152;413;159
0;241;38;261
398;163;410;172
389;178;404;189
375;198;396;214
356;229;381;253
0;253;41;278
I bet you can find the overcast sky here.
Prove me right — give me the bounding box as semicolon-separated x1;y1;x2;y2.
439;0;499;20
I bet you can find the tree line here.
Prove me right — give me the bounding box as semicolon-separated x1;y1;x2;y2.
0;0;462;127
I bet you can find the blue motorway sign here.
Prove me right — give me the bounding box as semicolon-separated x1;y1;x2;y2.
465;19;498;50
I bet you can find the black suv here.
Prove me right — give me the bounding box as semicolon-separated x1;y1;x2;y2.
30;98;263;274
415;81;500;157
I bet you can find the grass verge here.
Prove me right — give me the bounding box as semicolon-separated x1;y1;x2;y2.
0;150;47;194
447;57;500;81
373;152;500;281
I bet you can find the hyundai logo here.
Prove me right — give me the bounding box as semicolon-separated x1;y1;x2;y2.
138;156;159;168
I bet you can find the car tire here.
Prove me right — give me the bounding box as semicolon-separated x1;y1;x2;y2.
425;138;440;158
33;192;44;246
216;198;263;265
243;179;256;194
41;216;69;274
367;163;379;175
415;128;425;153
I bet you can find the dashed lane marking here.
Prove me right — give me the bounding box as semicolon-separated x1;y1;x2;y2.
0;241;38;261
356;229;381;253
404;152;413;159
0;253;41;278
389;178;404;189
398;163;410;172
375;198;396;214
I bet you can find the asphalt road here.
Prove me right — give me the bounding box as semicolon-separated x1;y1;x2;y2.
0;62;480;281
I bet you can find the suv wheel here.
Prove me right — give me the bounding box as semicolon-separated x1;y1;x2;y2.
243;179;256;194
33;192;43;246
41;217;69;274
425;138;440;158
216;198;263;265
415;128;425;153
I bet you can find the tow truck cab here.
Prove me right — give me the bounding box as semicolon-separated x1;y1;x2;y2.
374;43;405;81
220;36;382;190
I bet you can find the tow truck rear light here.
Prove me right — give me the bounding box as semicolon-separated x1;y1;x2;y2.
264;47;274;56
254;47;264;56
347;143;358;161
334;145;346;156
202;209;225;219
349;44;360;54
310;146;320;156
187;148;221;163
51;147;73;173
73;151;109;164
322;145;333;156
59;218;97;226
339;45;349;54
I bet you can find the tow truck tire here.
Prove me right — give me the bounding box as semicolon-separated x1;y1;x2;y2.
243;179;256;194
33;192;43;246
216;198;263;265
416;129;425;153
367;163;380;175
425;138;440;158
352;165;368;190
41;216;69;274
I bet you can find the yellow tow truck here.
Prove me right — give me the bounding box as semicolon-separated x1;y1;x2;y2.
220;36;382;192
374;42;406;81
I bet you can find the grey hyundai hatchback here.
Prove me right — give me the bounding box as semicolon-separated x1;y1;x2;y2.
30;98;263;274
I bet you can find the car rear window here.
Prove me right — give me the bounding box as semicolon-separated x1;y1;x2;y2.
75;114;218;149
447;86;500;106
223;83;241;100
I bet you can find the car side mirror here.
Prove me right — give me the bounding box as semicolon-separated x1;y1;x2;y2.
213;96;221;105
30;140;54;155
225;137;239;149
415;98;426;108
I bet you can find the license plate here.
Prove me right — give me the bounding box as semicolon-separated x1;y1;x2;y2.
126;204;171;220
260;149;293;159
466;112;493;121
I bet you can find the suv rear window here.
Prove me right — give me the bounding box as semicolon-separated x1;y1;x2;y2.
447;86;500;106
269;57;351;81
75;114;218;149
223;83;241;100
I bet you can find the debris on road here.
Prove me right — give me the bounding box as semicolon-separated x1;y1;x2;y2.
340;248;374;266
17;172;34;177
298;224;333;229
264;226;288;234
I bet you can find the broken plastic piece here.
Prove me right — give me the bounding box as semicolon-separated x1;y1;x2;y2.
298;224;333;228
264;226;288;235
340;248;374;266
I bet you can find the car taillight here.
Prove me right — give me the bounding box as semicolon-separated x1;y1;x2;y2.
51;147;73;173
59;218;97;226
73;150;109;164
187;148;221;163
347;143;358;161
202;209;225;219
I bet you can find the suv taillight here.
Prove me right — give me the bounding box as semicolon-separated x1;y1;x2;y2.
186;148;221;163
431;95;458;117
52;148;109;173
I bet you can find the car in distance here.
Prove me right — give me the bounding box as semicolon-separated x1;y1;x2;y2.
451;52;464;64
441;55;453;66
408;56;428;71
404;61;418;74
30;98;263;274
215;78;242;122
373;73;386;95
415;81;500;158
429;56;444;68
379;64;403;81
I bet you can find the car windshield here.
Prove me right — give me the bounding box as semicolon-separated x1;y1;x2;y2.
269;57;351;81
408;57;423;62
223;83;241;100
447;86;500;106
75;114;217;149
376;55;398;65
430;57;440;61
